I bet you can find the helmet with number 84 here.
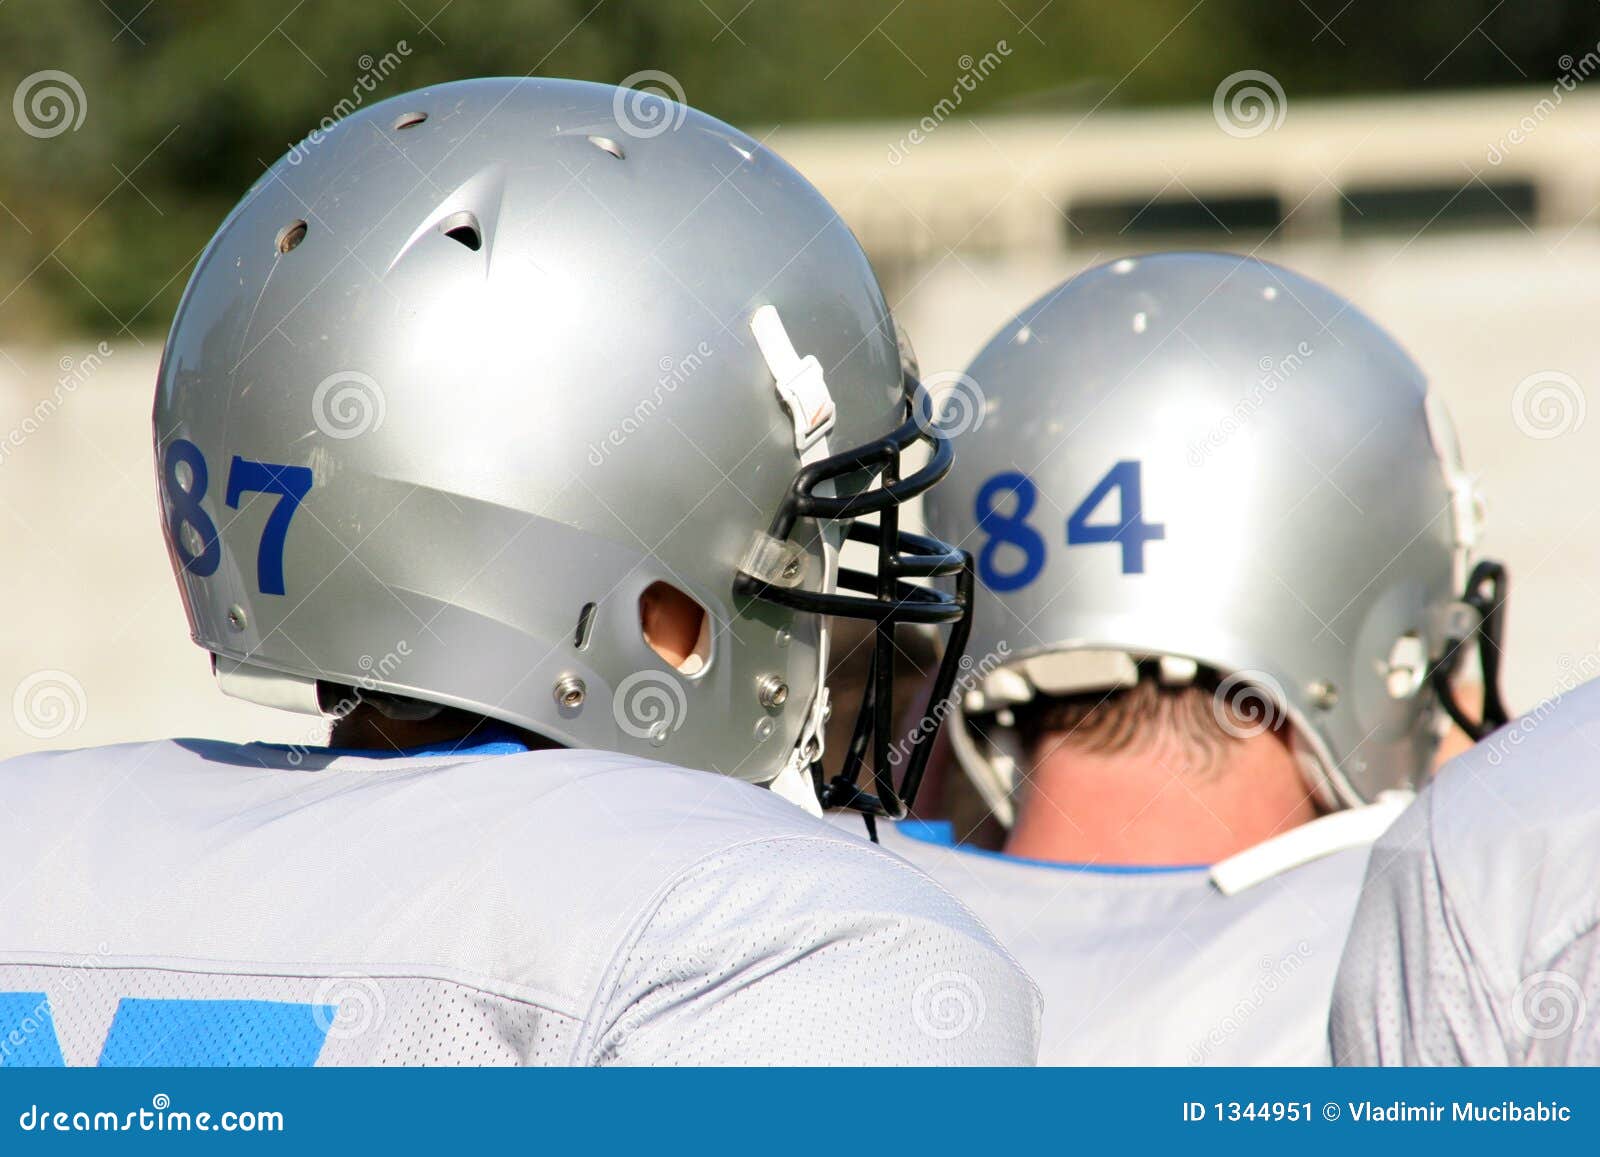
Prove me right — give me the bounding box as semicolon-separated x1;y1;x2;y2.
924;252;1507;823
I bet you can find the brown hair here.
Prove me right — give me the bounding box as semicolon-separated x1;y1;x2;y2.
1010;668;1287;781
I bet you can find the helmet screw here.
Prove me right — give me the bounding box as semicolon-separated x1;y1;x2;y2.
781;558;802;581
553;674;586;709
225;605;247;631
757;674;789;709
753;717;775;741
1309;680;1339;710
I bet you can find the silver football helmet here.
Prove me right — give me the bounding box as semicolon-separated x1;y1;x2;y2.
154;77;971;818
923;252;1506;823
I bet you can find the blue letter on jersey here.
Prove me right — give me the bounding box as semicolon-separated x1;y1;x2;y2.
0;992;64;1067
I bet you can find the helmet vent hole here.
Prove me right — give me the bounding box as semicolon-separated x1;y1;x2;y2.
640;581;711;676
439;210;482;252
275;220;308;255
392;111;428;130
574;601;597;650
587;135;625;159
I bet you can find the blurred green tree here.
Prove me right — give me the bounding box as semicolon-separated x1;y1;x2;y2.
1;0;1597;336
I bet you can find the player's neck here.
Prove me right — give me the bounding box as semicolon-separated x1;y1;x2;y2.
328;704;554;754
1003;733;1317;867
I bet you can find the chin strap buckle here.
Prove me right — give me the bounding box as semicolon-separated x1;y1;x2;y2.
747;303;840;818
750;304;836;456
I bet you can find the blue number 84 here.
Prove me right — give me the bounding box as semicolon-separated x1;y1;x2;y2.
975;460;1165;591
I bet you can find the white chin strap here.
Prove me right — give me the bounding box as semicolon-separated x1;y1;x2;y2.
750;304;839;819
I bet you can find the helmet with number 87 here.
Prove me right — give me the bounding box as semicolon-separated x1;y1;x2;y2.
153;77;972;818
923;252;1507;823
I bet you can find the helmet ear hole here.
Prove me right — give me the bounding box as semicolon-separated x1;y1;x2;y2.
639;582;711;675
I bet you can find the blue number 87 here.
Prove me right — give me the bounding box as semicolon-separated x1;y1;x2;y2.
162;439;313;597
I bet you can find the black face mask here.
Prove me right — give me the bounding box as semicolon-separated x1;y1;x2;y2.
734;372;975;838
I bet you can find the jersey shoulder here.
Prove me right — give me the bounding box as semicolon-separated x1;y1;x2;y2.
0;740;1039;1063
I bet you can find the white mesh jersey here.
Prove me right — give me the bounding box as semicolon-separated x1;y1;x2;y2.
1331;677;1600;1066
855;817;1378;1064
0;739;1040;1067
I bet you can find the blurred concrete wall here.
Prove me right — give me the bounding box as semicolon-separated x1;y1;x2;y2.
2;86;1596;757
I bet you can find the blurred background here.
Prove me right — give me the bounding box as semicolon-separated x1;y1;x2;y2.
3;0;1600;756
